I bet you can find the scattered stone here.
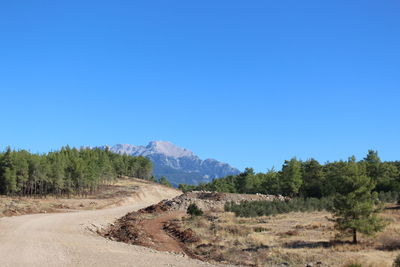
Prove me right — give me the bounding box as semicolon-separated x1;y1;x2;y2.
150;191;289;213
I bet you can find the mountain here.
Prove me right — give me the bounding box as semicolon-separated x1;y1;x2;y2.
105;141;240;186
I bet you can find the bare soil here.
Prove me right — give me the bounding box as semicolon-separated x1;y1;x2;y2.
0;179;219;267
142;211;186;253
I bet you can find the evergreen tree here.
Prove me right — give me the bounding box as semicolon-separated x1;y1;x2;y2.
301;159;324;198
260;169;281;195
332;157;386;244
364;150;381;181
0;147;15;194
280;158;303;197
235;168;256;194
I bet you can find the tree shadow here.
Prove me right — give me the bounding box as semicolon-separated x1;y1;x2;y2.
384;204;400;210
283;240;352;249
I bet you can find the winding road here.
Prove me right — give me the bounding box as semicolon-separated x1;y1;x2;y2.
0;185;215;267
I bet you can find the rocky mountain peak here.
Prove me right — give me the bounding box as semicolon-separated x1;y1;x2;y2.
145;141;195;158
106;141;240;186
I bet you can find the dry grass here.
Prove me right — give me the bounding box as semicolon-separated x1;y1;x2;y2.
176;206;400;267
377;206;400;251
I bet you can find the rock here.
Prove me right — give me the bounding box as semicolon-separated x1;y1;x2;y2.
106;141;240;185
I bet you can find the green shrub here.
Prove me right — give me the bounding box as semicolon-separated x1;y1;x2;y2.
187;203;203;216
224;197;334;217
253;227;268;232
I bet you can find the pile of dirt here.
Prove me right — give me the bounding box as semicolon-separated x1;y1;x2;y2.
139;201;173;214
160;191;288;212
103;211;155;247
104;210;187;253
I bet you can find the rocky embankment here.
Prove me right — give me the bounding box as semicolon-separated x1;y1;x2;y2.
145;191;288;213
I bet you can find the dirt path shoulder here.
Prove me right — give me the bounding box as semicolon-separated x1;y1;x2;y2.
142;211;186;253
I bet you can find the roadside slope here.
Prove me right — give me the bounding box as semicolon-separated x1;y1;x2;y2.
0;183;215;267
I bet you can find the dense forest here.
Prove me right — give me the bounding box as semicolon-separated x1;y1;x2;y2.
0;146;153;196
179;150;400;199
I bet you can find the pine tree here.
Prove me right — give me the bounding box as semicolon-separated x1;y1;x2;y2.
260;169;281;195
301;159;324;198
0;147;17;194
235;168;256;194
280;158;303;197
332;157;386;244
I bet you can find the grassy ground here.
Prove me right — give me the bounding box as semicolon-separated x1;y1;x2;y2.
178;205;400;267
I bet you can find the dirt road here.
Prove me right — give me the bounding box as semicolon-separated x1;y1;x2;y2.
0;184;215;267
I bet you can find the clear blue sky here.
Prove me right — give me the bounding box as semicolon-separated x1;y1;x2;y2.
1;1;399;172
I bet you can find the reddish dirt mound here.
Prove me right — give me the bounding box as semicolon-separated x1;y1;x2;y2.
104;210;187;253
104;212;154;247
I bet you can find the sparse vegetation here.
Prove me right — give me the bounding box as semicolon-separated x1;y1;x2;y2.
176;207;400;267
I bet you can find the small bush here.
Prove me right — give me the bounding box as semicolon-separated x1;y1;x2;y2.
253;227;268;232
187;203;203;216
393;254;400;267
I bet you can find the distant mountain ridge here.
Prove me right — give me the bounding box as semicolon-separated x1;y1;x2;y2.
103;141;240;186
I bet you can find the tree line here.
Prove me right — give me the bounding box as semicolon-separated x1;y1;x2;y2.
0;146;153;196
179;150;400;198
180;150;397;244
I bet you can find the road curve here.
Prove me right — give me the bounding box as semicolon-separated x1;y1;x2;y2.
0;185;216;267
